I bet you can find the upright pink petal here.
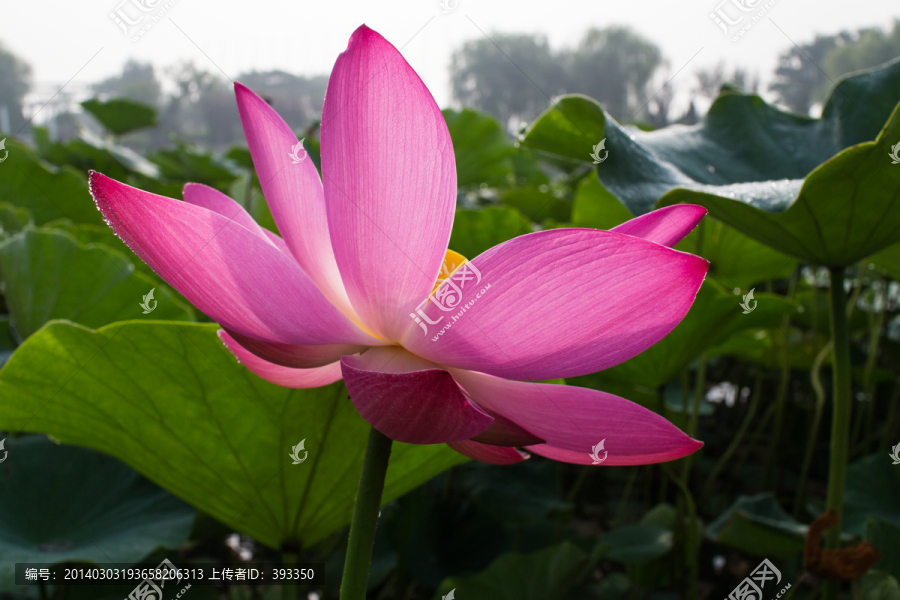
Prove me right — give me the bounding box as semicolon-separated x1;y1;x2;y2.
89;172;379;347
447;440;530;465
234;83;354;317
219;330;344;388
451;369;702;465
402;229;708;380
222;328;367;369
321;25;456;341
341;347;492;444
611;205;707;248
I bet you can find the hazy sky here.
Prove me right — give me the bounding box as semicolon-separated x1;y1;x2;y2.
4;0;899;113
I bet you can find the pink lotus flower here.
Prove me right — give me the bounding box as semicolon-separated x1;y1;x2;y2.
89;25;709;466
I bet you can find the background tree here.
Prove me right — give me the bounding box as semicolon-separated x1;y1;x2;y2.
450;33;564;132
92;60;161;107
769;21;900;116
769;33;847;115
823;20;900;79
565;26;662;123
0;42;32;133
237;70;327;132
695;62;759;99
449;27;662;131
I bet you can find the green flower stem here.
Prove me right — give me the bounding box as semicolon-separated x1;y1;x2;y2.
664;464;698;600
340;426;393;600
282;552;298;600
825;267;852;551
794;341;832;518
680;354;707;482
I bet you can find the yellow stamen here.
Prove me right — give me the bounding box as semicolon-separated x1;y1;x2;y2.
433;249;469;294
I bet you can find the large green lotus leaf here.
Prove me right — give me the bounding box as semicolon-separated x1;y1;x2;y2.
0;138;101;225
0;321;468;550
81;98;158;136
866;519;900;580
571;171;632;230
859;572;900;600
0;436;195;592
571;172;796;290
34;127;160;180
0;202;33;237
870;242;900;280
148;141;239;193
673;218;798;292
38;219;199;317
595;524;673;565
74;130;160;179
522;59;900;216
449;206;532;259
501;187;571;223
41;219;155;279
520;94;607;164
443;109;515;189
792;288;870;335
657;102;900;266
433;541;588;600
0;228;193;339
601;281;798;388
844;453;900;535
709;328;831;370
706;494;806;559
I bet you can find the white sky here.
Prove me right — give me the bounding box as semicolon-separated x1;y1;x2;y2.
4;0;899;113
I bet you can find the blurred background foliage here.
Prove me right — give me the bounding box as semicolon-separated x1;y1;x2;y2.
0;19;899;600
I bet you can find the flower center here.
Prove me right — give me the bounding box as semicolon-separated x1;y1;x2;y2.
433;249;469;293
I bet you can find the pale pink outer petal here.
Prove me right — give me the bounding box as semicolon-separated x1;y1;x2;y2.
218;330;344;388
611;205;707;248
321;25;456;341
402;229;708;381
234;82;355;317
184;183;300;265
222;328;367;369
89;171;379;347
341;347;492;444
182;183;275;246
447;440;530;465
451;369;703;466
